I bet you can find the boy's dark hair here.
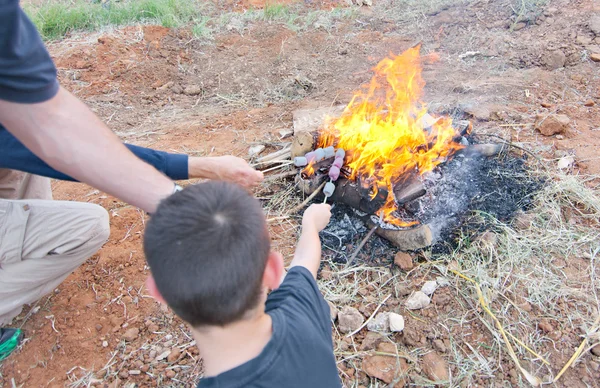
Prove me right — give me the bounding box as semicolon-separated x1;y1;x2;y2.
143;181;270;326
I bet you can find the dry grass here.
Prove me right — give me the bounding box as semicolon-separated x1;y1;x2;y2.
311;162;600;387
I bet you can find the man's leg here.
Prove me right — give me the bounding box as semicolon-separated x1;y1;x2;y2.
0;199;110;325
0;169;53;200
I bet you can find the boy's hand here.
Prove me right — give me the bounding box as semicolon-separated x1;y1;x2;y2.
302;204;331;232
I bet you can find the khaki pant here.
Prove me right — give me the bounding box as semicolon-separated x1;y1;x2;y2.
0;170;110;326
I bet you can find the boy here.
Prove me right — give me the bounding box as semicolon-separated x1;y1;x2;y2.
143;181;341;387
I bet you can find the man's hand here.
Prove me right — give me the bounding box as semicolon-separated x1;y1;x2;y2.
189;155;264;188
302;204;332;232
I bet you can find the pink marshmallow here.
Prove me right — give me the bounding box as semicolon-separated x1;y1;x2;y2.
329;166;340;181
332;157;344;169
305;151;316;164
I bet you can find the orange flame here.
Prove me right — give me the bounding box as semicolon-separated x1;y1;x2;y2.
318;46;464;226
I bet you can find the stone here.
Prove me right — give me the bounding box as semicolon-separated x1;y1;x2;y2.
122;327;139;342
535;114;570;136
590;343;600;356
102;341;109;348
326;300;338;322
129;370;141;375
513;211;535;230
248;145;265;157
367;312;390;332
405;291;431;310
557;156;575;170
359;332;386;351
433;339;447;353
167;348;181;363
577;35;593;45
166;370;176;378
389;313;405;332
362;343;408;385
338;306;364;334
584;99;596;107
538;320;553;333
171;84;183;94
290;131;314;158
148;324;159;333
464;105;491;121
183;85;202;96
513;22;527;31
544;50;566;70
421;281;437;296
95;324;103;332
541;101;553;108
477;231;498;247
590;360;600;372
394;252;414;271
422;352;449;382
590;15;600;36
590;53;600;62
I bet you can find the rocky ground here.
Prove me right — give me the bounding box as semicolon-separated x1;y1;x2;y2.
1;0;600;387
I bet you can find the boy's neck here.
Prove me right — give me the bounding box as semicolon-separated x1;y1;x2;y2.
192;310;273;378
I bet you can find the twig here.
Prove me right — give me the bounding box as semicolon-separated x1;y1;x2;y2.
261;161;293;174
262;169;299;182
346;294;392;337
288;182;326;214
347;224;379;266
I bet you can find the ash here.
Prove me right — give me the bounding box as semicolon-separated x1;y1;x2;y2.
319;139;543;261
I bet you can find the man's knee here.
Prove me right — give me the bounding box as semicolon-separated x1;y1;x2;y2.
83;204;110;251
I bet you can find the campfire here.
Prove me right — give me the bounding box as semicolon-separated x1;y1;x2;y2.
289;47;507;251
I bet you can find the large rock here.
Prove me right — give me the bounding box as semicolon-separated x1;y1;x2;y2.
338;306;364;334
591;343;600;356
535;114;570;136
421;352;449;382
421;281;437;296
367;312;390;332
589;15;600;36
362;343;409;386
292;105;345;135
405;291;431;310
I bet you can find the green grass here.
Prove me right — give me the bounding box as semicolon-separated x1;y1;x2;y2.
24;0;360;41
25;0;205;40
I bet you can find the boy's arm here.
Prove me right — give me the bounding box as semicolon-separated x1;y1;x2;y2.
289;204;331;279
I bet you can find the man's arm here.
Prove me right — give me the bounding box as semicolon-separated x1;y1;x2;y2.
289;204;332;278
0;87;174;213
0;128;263;186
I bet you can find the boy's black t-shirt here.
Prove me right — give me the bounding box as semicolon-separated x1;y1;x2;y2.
197;266;342;388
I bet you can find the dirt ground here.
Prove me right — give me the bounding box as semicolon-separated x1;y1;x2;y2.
2;0;600;387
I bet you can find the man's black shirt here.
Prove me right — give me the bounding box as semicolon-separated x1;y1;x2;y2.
0;0;59;103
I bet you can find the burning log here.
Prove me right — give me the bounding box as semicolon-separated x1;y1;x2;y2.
393;179;426;205
466;143;505;157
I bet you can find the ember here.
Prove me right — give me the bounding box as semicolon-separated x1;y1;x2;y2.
303;46;465;227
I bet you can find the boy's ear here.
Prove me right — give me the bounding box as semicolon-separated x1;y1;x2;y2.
263;251;285;290
146;275;167;304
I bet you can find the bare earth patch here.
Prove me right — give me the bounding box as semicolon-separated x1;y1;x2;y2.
2;0;600;387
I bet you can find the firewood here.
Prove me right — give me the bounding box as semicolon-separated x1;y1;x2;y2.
366;221;433;250
393;179;426;205
255;144;292;164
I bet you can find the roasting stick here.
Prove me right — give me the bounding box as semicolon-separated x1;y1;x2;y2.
289;181;326;214
346;211;383;266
